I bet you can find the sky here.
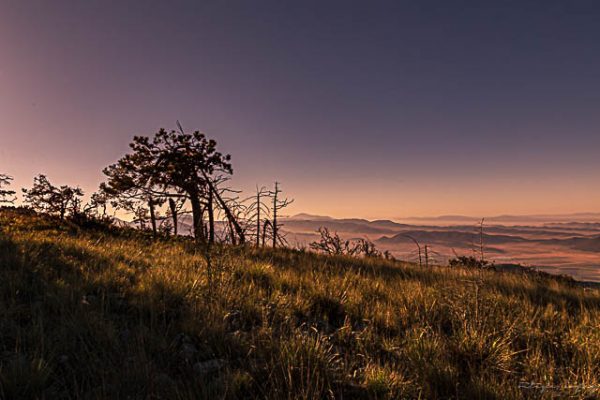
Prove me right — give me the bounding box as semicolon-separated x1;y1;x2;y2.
1;0;599;219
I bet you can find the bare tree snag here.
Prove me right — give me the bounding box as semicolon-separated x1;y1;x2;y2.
269;182;293;248
404;234;422;268
202;173;245;244
262;219;272;247
256;189;261;247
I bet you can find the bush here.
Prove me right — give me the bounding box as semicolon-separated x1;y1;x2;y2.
448;255;491;269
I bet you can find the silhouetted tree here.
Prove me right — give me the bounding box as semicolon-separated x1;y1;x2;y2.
269;182;293;247
22;175;84;219
262;219;272;247
404;235;422;267
104;126;245;244
102;148;168;237
244;186;270;247
354;238;381;258
0;174;16;205
310;227;359;256
206;174;245;244
311;227;388;259
449;255;489;269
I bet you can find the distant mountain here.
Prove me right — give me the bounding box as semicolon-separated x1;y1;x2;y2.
544;236;600;252
376;230;528;247
543;222;600;231
399;213;600;225
286;213;335;221
282;220;398;235
280;215;418;236
287;212;600;227
369;219;411;228
399;215;481;223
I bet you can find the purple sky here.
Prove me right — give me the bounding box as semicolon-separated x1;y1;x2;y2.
1;0;599;219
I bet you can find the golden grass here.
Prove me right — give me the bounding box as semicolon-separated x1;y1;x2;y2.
1;209;600;399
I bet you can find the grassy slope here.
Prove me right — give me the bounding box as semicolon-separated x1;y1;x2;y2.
1;209;600;399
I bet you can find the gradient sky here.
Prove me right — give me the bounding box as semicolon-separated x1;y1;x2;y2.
1;0;599;219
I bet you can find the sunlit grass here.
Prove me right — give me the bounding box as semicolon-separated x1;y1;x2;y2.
1;208;599;399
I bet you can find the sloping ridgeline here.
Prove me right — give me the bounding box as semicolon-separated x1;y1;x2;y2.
1;208;600;399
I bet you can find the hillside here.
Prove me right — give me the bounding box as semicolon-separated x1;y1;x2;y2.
1;209;600;399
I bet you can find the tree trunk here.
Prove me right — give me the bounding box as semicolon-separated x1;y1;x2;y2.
229;220;237;245
200;171;245;244
148;198;157;236
210;185;244;243
272;184;278;248
169;198;178;236
262;219;271;247
189;191;206;243
256;191;261;247
207;190;215;244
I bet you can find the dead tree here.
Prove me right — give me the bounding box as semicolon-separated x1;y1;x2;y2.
209;175;250;245
310;227;359;255
262;219;272;247
244;186;270;247
404;235;422;267
255;187;267;247
269;182;293;248
310;228;386;259
354;238;381;257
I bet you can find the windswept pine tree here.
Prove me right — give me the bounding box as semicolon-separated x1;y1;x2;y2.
103;127;245;244
22;174;84;219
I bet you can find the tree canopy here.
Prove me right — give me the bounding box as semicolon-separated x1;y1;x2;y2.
22;175;84;220
103;128;244;243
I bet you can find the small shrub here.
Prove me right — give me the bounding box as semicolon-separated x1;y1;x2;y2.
449;255;490;269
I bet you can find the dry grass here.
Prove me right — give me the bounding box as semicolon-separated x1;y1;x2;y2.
1;208;600;399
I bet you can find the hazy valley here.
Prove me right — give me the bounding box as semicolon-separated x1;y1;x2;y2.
279;213;600;282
